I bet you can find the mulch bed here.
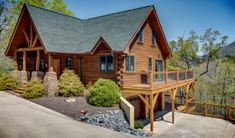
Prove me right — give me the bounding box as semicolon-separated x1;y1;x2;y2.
30;96;119;119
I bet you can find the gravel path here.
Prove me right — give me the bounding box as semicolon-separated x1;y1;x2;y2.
30;96;119;119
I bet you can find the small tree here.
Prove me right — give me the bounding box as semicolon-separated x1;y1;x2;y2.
23;79;43;99
87;78;120;107
58;69;84;97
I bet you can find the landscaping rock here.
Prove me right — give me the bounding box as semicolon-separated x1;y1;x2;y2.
77;110;150;137
43;68;58;97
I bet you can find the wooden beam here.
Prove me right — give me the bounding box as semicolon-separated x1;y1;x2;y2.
152;93;159;108
16;47;43;52
32;34;38;48
13;51;18;70
36;50;40;71
23;30;30;47
23;51;26;71
170;88;177;124
30;22;33;47
48;53;52;71
138;94;150;109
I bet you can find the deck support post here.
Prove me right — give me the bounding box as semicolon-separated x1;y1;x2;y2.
183;85;190;111
150;93;154;132
13;51;18;70
23;51;26;71
170;88;177;124
36;50;40;71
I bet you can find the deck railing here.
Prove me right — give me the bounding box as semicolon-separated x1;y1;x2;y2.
123;70;194;88
186;101;235;122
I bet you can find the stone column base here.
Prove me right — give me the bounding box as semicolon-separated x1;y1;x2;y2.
11;70;28;85
43;71;58;97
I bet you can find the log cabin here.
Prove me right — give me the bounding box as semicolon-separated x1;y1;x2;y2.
5;4;195;132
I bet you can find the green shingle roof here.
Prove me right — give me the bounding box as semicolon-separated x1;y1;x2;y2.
26;4;152;54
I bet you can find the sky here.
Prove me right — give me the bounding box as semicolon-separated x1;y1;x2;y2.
64;0;235;44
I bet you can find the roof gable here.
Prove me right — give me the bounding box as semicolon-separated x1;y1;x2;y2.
25;4;152;54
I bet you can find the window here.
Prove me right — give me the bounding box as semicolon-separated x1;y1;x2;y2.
148;58;152;70
152;29;156;46
40;59;45;71
100;55;113;72
137;28;143;43
125;56;135;71
66;57;72;69
18;57;23;71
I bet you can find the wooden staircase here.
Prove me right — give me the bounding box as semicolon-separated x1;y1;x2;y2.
14;84;27;94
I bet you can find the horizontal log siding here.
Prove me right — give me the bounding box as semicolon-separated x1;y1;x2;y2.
123;21;164;86
81;42;116;85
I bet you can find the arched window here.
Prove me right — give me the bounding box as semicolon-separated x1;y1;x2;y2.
66;57;72;69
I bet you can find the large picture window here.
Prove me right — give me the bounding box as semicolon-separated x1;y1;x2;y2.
66;57;72;69
125;56;135;71
100;55;113;72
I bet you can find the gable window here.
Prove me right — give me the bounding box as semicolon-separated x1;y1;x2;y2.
100;55;113;72
152;29;156;46
137;28;143;43
148;57;152;70
125;56;135;71
66;57;72;69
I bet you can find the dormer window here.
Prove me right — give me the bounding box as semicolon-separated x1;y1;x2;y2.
137;28;143;43
152;29;156;46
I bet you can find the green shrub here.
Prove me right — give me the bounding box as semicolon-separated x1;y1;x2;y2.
23;79;43;99
87;78;120;107
58;69;84;97
0;73;16;90
134;121;144;129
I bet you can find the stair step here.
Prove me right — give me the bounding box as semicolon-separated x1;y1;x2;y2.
16;87;26;91
14;89;24;94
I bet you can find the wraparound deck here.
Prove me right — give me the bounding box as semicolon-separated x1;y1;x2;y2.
120;70;196;132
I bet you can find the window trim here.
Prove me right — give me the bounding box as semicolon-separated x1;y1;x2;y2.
125;55;135;72
99;55;113;72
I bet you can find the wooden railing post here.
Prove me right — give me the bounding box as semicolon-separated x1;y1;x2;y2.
185;70;187;80
165;71;168;84
150;71;153;89
204;103;207;116
176;70;179;82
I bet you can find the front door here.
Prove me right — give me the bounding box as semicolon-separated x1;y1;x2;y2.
52;58;60;77
155;60;163;81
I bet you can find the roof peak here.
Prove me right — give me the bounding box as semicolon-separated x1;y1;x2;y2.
25;3;153;21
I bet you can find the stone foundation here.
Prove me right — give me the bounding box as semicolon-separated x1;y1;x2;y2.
43;70;58;97
31;71;45;80
11;70;28;85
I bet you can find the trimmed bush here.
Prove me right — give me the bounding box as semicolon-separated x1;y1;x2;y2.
87;78;120;107
58;69;84;97
0;73;16;90
23;79;43;99
134;121;144;129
